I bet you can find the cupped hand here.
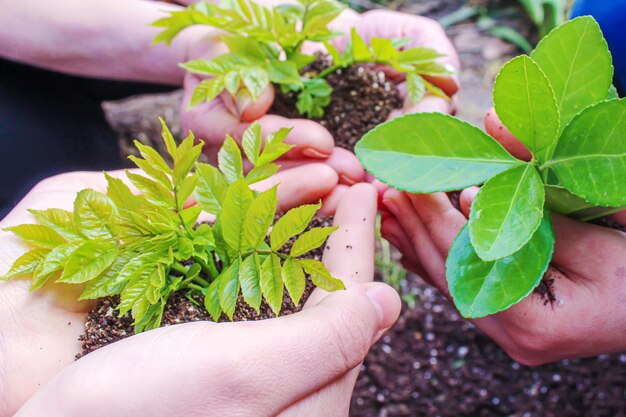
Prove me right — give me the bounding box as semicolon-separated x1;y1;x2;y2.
0;162;349;416
380;112;626;366
13;184;402;417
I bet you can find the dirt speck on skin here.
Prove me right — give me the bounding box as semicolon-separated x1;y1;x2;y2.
271;55;402;151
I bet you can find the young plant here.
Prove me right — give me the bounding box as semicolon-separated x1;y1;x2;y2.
356;16;625;318
152;0;450;117
1;120;343;331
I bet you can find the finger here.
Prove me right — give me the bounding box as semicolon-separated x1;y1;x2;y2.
484;107;532;161
322;183;378;284
388;89;452;119
278;147;365;185
221;85;275;122
319;184;350;216
253;164;338;212
459;186;479;218
608;209;626;227
380;217;426;277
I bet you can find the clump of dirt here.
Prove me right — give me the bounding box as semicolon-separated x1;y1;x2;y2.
78;216;332;357
271;55;402;151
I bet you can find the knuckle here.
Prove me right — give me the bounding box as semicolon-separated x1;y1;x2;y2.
326;302;372;371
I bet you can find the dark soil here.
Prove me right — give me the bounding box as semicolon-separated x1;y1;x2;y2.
271;55;402;151
78;216;331;357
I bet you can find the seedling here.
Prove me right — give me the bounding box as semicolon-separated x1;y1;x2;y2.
152;0;450;118
356;16;625;318
1;121;343;331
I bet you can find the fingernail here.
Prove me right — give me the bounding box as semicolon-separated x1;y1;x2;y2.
235;90;253;117
302;147;330;159
339;174;357;185
366;285;399;329
445;63;461;88
383;199;399;217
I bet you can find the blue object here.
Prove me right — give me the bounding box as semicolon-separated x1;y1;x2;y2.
571;0;626;95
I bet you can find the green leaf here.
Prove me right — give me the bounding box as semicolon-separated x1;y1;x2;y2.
290;226;337;257
224;70;241;95
244;185;278;249
469;164;545;261
355;113;523;193
447;216;555;318
241;66;269;99
370;38;398;61
204;278;222;322
28;208;82;241
245;164;280;185
195;162;229;214
57;242;118;284
105;173;144;213
608;85;619;100
299;259;344;291
126;172;175;209
531;16;613;132
493;55;559;162
119;268;153;316
281;257;306;306
260;253;283;316
3;224;65;249
324;41;341;64
219;259;240;320
79;252;137;300
35;242;81;278
268;60;302;85
543;184;622;221
270;202;320;251
1;248;49;280
242;121;262;164
73;189;117;240
221;178;254;251
240;253;262;311
350;28;371;60
190;77;225;108
406;73;425;103
544;99;626;207
397;47;444;66
218;135;244;183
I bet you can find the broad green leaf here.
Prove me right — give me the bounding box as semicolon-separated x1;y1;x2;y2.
544;185;623;221
370;38;397;62
176;172;200;212
3;224;65;249
241;66;269;99
281;257;306;305
132;141;172;181
245;164;280;184
28;208;82;241
180;59;230;76
299;259;344;291
240;253;262;311
218;135;244;183
219;259;240;320
406;73;425;103
79;252;136;300
493;55;559;162
355;113;523;193
397;47;444;66
260;253;283;316
126;172;175;209
531;16;613;132
244;185;278;249
469;164;545;261
1;248;49;280
242;121;262;164
35;242;81;278
204;278;222;321
544;99;626;207
268;60;302;85
105;173;144;213
222;35;266;62
195;162;229;214
447;216;554;318
119;268;153;315
190;77;225;108
221;178;254;251
270;202;320;251
350;28;371;60
57;242;118;284
290;226;338;257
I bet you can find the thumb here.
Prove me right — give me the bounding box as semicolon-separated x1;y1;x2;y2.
221;85;275;122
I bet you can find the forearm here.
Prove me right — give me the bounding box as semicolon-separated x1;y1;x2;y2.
0;0;215;84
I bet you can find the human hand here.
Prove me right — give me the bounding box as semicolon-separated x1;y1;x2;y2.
379;114;626;366
0;162;348;416
13;184;401;417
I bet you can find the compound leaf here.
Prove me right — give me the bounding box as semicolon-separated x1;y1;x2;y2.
270;202;320;251
290;226;337;257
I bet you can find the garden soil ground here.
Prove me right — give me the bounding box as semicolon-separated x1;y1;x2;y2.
100;0;625;415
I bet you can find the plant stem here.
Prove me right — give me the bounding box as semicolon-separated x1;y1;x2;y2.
187;283;205;292
193;275;211;287
171;262;188;275
193;256;219;280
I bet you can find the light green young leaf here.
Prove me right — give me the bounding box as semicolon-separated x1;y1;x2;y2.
195;162;229;214
190;77;225;108
30;271;58;291
544;185;622;221
159;118;179;161
128;155;172;190
224;70;241;95
180;59;230;76
397;47;444;66
268;60;302;85
355;113;523;193
57;242;118;284
105;173;145;213
240;253;262;311
3;224;66;249
126;172;175;209
245;164;280;185
281;257;306;305
219;259;240;320
242;121;262;164
28;208;83;241
324;41;342;64
205;278;222;322
469;164;545;261
73;189;117;240
350;28;371;60
299;259;344;291
218;135;244;183
423;79;450;100
260;253;283;316
119;268;153;316
35;242;81;278
544;99;626;207
290;226;338;257
494;55;559;162
447;216;554;318
221;178;255;251
1;248;49;280
244;185;278;249
531;16;613;132
79;252;137;300
241;66;269;99
406;73;425;103
270;202;321;251
370;38;398;62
